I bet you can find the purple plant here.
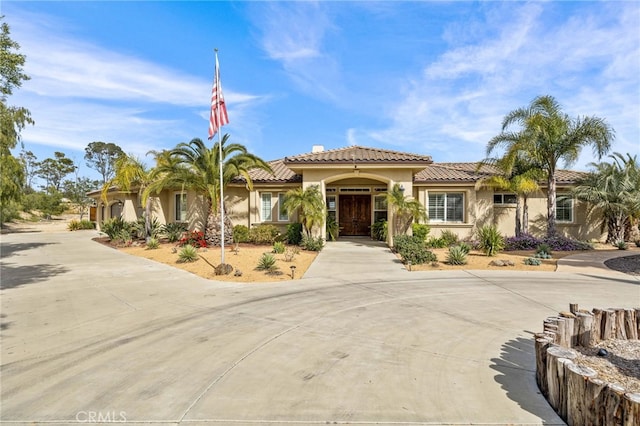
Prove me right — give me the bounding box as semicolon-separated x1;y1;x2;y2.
505;233;541;251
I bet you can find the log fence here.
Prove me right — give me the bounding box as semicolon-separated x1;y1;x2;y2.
534;304;639;426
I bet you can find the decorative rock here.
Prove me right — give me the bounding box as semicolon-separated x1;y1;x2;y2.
234;268;242;277
215;263;233;275
489;259;515;267
597;348;609;357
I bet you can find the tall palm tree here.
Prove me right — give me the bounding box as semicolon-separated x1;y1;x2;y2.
101;154;154;241
147;134;272;246
487;95;614;236
477;155;540;236
283;185;325;238
573;153;640;243
386;183;427;236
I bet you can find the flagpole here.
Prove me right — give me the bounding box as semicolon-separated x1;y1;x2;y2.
215;49;225;266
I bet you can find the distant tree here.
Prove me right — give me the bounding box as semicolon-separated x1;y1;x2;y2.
0;17;34;222
487;95;614;236
36;152;76;191
63;174;100;220
84;141;125;184
19;149;38;191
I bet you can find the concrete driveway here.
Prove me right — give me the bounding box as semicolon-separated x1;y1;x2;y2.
1;231;638;425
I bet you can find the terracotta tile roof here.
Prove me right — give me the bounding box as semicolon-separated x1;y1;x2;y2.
414;163;496;183
239;159;301;184
283;145;433;165
555;169;588;183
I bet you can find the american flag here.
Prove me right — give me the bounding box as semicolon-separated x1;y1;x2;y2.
208;55;229;140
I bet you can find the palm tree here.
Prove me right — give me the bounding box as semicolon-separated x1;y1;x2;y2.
477;155;540;236
283;185;325;238
573;153;640;243
101;154;154;241
386;183;427;236
487;95;614;236
146;135;272;246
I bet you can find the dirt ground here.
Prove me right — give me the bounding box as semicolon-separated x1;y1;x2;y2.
119;242;317;283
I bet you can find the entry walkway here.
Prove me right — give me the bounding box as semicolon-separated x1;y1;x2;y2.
303;237;407;279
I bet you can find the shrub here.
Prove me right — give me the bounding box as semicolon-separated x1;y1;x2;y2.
326;215;339;241
505;233;541;251
393;235;436;264
543;235;592;251
249;224;280;245
162;222;188;243
178;244;199;263
524;257;542;266
536;243;552;256
101;217;129;240
301;235;324;251
178;230;207;248
273;241;285;254
134;216;162;239
232;224;250;243
614;240;629;250
112;229;133;246
68;219;94;231
425;237;447;248
635;240;640;248
534;252;552;259
458;241;471;255
411;223;430;242
440;230;459;247
477;225;505;256
372;219;388;241
285;222;303;245
256;252;278;271
446;245;468;265
146;238;160;249
284;246;299;262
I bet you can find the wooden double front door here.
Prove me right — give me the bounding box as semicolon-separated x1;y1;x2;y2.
339;194;371;236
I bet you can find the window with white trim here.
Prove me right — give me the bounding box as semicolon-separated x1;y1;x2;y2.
175;193;187;222
428;193;464;222
278;193;289;221
493;193;517;205
555;195;573;223
261;193;272;221
326;195;337;221
374;195;388;222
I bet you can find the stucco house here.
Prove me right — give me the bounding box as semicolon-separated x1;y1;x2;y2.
90;145;602;244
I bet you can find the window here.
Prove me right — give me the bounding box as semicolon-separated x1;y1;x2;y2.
110;202;122;219
493;193;517;204
326;195;337;221
261;193;272;221
175;193;187;222
556;195;573;223
278;193;288;221
428;193;464;222
374;195;388;222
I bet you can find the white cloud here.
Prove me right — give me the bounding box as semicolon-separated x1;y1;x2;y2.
367;2;640;168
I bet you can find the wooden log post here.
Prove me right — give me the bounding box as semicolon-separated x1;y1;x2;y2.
546;346;577;417
584;377;606;426
566;363;598;426
623;393;640;426
636;308;640;338
602;309;616;341
593;309;604;343
624;309;638;340
576;312;595;347
602;383;625;426
535;337;553;397
615;308;627;339
569;303;579;314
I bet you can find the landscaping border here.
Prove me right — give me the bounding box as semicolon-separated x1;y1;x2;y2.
534;304;640;425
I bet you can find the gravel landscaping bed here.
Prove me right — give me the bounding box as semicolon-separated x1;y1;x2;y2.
574;339;640;393
604;254;640;275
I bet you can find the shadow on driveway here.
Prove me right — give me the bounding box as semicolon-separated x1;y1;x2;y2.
0;263;69;290
490;336;563;425
0;241;57;259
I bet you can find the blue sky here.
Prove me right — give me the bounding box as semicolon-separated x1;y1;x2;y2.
4;1;639;183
